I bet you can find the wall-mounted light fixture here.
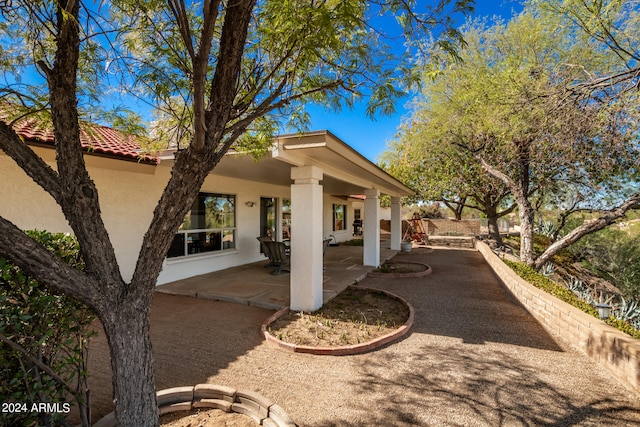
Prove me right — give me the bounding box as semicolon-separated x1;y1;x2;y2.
245;201;256;207
595;303;612;320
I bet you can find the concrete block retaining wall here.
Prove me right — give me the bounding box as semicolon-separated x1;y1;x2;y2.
477;241;640;395
423;219;480;236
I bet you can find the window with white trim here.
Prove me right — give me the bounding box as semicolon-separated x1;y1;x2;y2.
167;193;236;258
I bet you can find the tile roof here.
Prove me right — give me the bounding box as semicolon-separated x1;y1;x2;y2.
7;116;158;164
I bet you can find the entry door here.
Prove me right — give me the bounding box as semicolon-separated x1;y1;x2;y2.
260;197;277;239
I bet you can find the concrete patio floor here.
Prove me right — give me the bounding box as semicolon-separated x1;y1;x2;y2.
156;241;396;309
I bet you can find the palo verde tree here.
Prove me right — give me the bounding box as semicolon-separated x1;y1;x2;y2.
389;7;640;268
0;1;474;426
380;98;516;244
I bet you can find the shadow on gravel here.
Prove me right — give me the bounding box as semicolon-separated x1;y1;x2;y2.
314;346;640;427
368;248;564;351
84;293;274;423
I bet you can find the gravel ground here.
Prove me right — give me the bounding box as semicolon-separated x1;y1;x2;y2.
86;247;640;426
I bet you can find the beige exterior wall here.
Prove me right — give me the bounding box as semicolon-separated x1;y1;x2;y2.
1;149;371;286
157;170;292;284
1;148;162;283
323;196;362;243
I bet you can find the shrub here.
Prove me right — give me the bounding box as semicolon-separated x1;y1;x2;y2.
605;317;640;340
570;227;640;300
0;230;95;427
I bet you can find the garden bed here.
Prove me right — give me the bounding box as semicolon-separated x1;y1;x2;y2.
367;260;432;278
263;286;413;355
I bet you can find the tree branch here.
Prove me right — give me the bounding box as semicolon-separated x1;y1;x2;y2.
0;333;77;398
534;193;640;269
0;217;101;309
204;0;257;149
0;121;63;204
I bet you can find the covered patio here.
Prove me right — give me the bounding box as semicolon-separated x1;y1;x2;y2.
207;130;414;311
156;240;396;309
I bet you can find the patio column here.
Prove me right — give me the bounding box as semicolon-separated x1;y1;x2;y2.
363;188;380;267
290;165;324;311
390;196;402;251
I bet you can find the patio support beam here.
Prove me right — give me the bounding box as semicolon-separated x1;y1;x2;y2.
290;165;324;311
390;196;402;251
363;188;380;267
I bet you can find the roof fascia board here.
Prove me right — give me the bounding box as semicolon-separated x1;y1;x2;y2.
275;131;413;196
322;132;413;195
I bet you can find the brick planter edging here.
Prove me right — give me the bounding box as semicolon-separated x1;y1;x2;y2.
476;241;640;395
261;286;415;356
367;261;432;278
92;385;296;427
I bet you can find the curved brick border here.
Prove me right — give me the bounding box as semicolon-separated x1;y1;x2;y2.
93;385;296;427
367;261;432;278
262;286;415;356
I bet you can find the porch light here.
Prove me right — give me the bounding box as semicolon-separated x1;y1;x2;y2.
595;303;612;320
245;201;256;207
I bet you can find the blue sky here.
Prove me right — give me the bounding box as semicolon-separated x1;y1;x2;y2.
304;0;524;163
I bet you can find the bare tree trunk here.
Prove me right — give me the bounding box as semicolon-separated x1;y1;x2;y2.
485;203;503;245
100;303;158;427
442;197;466;220
518;197;536;266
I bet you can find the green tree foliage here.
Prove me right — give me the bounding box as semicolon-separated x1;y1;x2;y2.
380;96;515;241
531;0;640;96
0;231;94;427
386;5;640;265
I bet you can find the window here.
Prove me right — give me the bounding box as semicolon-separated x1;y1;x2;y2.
167;193;236;258
333;204;347;231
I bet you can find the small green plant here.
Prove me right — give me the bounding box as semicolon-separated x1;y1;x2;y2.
340;332;349;344
605;317;640;339
540;262;556;277
0;230;95;427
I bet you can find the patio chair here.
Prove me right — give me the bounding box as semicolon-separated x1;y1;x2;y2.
263;240;290;275
322;238;331;256
257;236;276;267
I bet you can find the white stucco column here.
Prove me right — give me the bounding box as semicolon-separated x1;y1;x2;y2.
290;165;324;311
363;188;380;267
390;196;402;251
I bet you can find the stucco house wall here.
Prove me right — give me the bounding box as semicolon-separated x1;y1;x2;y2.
1;147;162;283
1;149;372;286
157;169;294;285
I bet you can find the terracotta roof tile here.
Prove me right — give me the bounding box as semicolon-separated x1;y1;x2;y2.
8;117;159;164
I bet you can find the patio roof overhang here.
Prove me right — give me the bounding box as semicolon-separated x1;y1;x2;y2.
212;130;414;197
